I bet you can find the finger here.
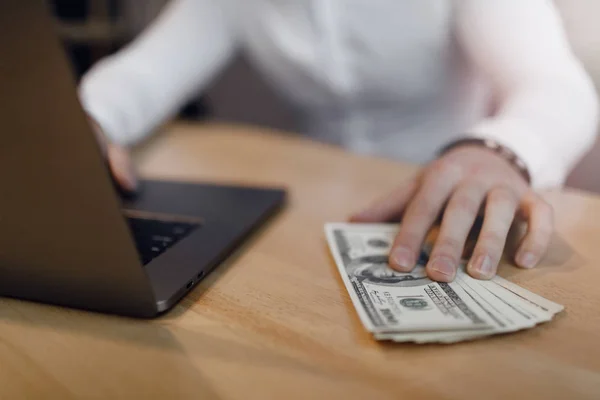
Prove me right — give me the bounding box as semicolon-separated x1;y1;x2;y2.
87;115;108;155
426;182;487;282
350;178;418;222
389;165;461;272
467;187;518;279
514;194;553;268
107;144;138;192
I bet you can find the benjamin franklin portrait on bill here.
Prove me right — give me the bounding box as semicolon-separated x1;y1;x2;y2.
346;254;432;287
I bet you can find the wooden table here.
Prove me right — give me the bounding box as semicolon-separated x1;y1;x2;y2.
1;122;599;399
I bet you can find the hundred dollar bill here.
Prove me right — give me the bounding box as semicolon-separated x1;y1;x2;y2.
325;223;493;333
374;271;564;343
374;270;548;343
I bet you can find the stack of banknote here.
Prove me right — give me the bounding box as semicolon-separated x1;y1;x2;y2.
325;223;564;344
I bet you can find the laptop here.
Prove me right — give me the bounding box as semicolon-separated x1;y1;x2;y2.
0;1;286;317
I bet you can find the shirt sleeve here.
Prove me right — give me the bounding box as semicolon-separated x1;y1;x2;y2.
454;0;599;189
78;0;237;145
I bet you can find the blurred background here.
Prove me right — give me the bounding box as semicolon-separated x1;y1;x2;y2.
50;0;295;129
50;0;600;193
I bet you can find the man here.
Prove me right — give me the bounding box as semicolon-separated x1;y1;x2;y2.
78;0;599;282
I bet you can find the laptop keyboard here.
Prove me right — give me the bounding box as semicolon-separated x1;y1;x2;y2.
125;217;200;265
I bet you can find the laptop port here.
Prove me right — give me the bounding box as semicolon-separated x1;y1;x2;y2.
186;280;194;290
197;271;205;280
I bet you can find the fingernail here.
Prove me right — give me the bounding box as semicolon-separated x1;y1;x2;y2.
349;211;369;222
126;169;139;190
392;247;414;270
517;252;537;269
130;177;139;191
471;254;493;278
430;257;456;279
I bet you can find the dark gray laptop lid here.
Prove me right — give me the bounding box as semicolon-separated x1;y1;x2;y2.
0;0;157;316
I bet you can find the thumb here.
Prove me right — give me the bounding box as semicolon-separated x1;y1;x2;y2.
107;143;138;192
87;115;137;192
350;178;418;222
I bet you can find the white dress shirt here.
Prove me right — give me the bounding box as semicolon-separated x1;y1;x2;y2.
78;0;599;188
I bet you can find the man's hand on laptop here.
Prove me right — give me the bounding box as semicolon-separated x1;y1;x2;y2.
88;116;138;192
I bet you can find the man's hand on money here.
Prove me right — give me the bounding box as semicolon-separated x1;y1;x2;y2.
350;145;554;282
325;224;563;343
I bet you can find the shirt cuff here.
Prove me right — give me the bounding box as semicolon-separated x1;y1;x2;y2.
466;118;567;189
78;86;132;147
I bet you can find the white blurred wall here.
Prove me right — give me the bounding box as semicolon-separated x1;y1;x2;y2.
121;0;168;36
554;0;600;192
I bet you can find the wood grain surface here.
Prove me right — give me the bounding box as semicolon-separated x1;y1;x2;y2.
0;122;599;399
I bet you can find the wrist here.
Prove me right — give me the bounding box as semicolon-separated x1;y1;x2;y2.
438;138;531;184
